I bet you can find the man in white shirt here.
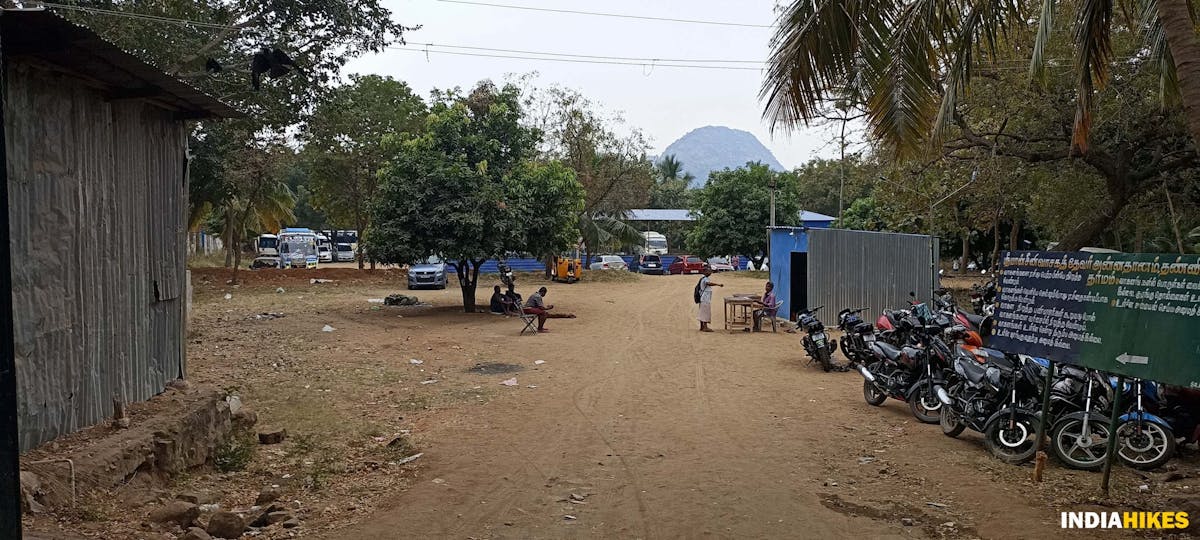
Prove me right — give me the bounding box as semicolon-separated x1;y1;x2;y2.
697;266;723;332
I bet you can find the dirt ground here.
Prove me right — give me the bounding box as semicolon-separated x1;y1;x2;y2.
23;267;1199;539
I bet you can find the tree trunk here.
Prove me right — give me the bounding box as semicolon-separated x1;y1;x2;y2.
544;257;553;279
1164;180;1187;254
223;207;234;268
1057;194;1129;250
456;259;476;313
1008;219;1020;252
960;230;970;274
230;229;242;285
355;215;366;270
1135;220;1145;252
1158;0;1200;147
990;213;1001;271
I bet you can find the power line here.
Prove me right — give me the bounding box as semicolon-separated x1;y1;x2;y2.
390;46;765;71
435;0;774;29
41;2;241;30
411;42;768;64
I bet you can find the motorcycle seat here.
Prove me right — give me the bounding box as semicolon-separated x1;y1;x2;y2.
961;311;986;327
853;322;874;334
871;341;903;362
956;357;990;385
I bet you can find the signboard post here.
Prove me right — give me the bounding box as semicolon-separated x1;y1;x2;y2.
989;251;1200;491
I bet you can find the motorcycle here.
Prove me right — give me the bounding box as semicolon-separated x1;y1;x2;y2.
970;280;997;316
797;306;836;372
836;308;877;365
498;260;516;288
1113;378;1177;470
856;316;958;423
936;350;1046;464
1048;366;1114;471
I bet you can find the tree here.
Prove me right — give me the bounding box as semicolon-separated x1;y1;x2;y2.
303;75;427;267
836;197;886;231
793;156;875;218
370;82;581;312
63;0;417;129
220;132;296;282
687;163;802;268
650;154;694;209
760;0;1200;155
521;82;654;263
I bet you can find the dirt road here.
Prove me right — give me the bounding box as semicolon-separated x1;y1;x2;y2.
304;273;1116;540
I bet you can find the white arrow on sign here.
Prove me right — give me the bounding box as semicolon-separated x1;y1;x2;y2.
1116;353;1150;365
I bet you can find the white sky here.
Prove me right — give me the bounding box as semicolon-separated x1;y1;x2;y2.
344;0;854;168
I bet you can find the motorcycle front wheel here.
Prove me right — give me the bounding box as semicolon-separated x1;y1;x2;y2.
908;381;942;424
940;404;965;437
983;411;1039;464
1116;420;1176;470
1050;416;1110;471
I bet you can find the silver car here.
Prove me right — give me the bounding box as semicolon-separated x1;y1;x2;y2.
408;256;448;289
589;255;628;271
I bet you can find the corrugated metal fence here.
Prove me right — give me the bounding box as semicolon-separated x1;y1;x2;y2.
806;229;939;323
6;62;187;451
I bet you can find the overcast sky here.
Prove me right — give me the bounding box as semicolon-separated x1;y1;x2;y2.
344;0;855;168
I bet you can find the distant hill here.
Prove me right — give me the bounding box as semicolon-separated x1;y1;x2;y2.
659;126;785;188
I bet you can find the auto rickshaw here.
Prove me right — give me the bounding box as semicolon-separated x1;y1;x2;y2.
552;255;582;283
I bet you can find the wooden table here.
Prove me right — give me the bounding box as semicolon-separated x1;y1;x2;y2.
724;294;761;331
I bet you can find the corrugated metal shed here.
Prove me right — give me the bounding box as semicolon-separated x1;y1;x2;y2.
624;209;837;225
4;10;235;451
768;228;938;320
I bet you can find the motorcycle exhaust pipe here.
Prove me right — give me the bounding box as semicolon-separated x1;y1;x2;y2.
857;365;876;382
935;385;952;406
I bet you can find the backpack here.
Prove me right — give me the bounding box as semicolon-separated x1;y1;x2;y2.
693;277;705;304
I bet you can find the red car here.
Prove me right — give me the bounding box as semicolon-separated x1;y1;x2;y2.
668;255;706;275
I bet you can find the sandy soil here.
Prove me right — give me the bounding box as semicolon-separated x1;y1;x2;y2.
23;268;1197;539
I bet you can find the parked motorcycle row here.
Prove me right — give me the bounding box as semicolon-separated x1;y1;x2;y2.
793;282;1200;471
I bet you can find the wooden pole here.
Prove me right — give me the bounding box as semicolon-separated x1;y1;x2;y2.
1033;360;1055;482
0;15;22;536
1100;376;1126;495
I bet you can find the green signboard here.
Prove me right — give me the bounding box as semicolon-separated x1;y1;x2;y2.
990;251;1200;388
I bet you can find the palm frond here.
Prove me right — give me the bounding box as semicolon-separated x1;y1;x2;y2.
933;0;1022;146
1072;0;1115;151
1139;0;1183;106
1029;0;1058;85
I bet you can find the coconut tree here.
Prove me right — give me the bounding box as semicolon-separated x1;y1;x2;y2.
760;0;1200;155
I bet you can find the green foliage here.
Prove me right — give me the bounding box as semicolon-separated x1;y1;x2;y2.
370;82;582;310
64;0;417;129
835;197;886;231
687;163;802;260
214;432;256;472
793;156;875;218
650;154;694;209
303;75;426;263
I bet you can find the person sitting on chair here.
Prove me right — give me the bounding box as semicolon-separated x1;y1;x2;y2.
752;282;780;332
524;287;553;333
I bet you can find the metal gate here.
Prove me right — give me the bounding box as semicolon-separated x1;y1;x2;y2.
806;229;939;322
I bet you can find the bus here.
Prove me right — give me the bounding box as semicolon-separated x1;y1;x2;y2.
277;228;319;269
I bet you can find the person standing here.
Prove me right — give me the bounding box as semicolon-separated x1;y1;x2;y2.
696;266;724;332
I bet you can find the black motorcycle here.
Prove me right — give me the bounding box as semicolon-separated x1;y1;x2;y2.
797;306;836;372
970;280;998;316
856;315;958;423
836;307;876;365
936;351;1046;464
1048;366;1113;471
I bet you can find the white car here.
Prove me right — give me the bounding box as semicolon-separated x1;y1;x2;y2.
589;255;628;271
334;243;355;262
317;244;333;263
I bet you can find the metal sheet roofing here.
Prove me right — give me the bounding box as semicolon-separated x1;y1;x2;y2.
2;9;241;119
624;209;837;223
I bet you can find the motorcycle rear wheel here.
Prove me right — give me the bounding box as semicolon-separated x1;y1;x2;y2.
908;382;942;424
1050;416;1110;471
1116;420;1176;471
940;405;965;437
983;411;1039;464
818;348;833;372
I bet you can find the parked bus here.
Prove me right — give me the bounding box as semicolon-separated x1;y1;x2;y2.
277;228;319;269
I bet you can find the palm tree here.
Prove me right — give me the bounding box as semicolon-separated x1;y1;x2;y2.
578;212;646;264
656;154;696;184
760;0;1200;155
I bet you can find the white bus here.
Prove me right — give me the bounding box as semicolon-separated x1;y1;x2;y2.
278;228;319;269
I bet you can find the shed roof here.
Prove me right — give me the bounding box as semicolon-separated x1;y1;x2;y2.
2;9;241;119
624;209;838;223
